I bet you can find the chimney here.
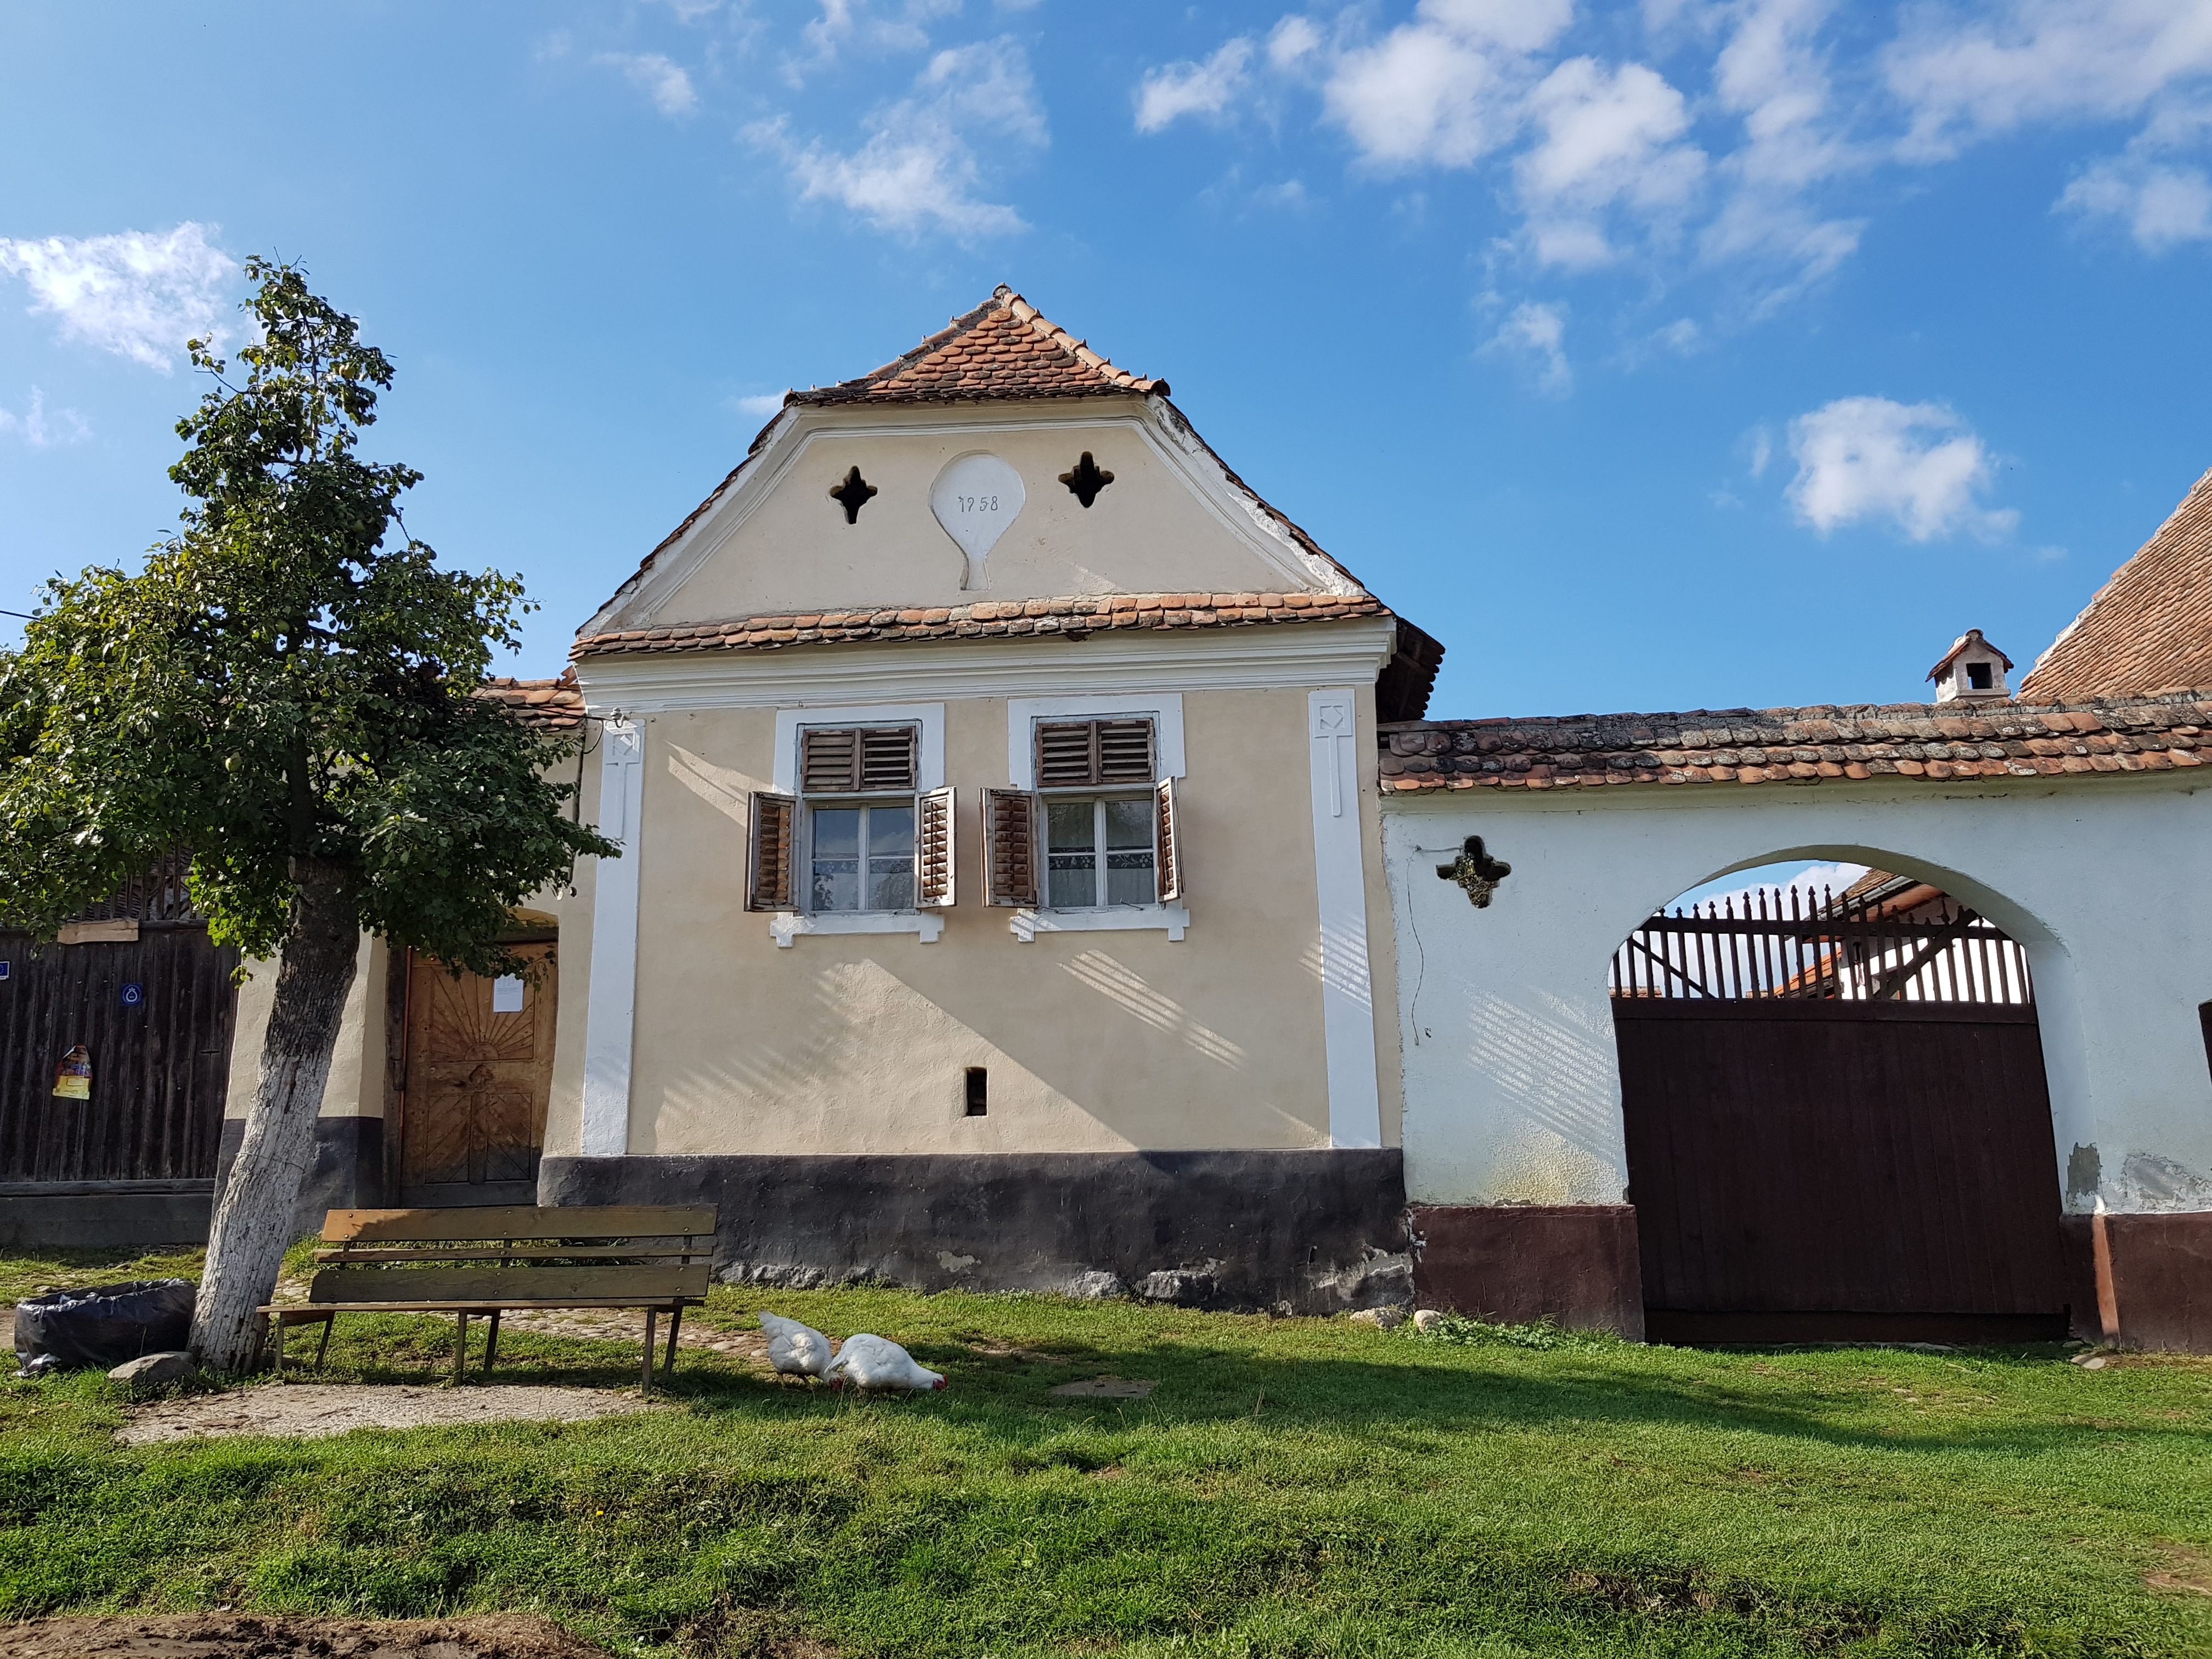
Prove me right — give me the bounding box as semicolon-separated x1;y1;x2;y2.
1927;629;2015;703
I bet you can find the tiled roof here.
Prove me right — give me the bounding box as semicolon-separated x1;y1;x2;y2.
574;591;1390;658
1378;691;2212;793
478;670;585;731
787;286;1164;407
2023;465;2212;701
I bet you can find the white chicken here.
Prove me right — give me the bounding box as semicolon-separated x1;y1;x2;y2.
824;1332;947;1392
757;1311;837;1385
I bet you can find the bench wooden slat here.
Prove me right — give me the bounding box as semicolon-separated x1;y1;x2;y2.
306;1264;713;1304
263;1299;702;1316
315;1244;705;1265
323;1205;716;1243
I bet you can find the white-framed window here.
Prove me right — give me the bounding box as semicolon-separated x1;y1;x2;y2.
987;709;1186;941
1043;796;1157;909
747;707;953;945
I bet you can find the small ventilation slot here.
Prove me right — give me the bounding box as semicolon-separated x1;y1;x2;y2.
964;1066;989;1117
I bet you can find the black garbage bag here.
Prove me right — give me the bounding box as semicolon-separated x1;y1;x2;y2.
14;1279;195;1370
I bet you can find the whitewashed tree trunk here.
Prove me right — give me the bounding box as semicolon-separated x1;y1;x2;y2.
188;861;359;1374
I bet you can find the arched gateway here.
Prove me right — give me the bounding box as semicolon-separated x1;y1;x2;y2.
1611;873;2067;1343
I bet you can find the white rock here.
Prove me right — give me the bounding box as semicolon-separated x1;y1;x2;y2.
1412;1308;1447;1333
1347;1307;1408;1329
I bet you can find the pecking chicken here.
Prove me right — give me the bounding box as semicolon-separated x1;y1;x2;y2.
825;1332;947;1392
757;1311;838;1384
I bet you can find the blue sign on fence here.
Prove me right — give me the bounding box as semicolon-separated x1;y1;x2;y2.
120;982;144;1008
0;961;9;981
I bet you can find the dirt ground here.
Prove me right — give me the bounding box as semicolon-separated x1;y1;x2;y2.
116;1385;664;1445
0;1613;611;1658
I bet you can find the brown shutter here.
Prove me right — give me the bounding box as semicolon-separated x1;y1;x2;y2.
1154;777;1182;903
984;788;1040;906
1035;718;1155;788
800;728;859;793
1035;722;1097;788
861;726;918;791
1098;720;1155;783
917;787;955;908
800;725;917;793
746;791;796;911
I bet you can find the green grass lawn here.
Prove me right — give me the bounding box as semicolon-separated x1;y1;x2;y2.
1;1250;2209;1657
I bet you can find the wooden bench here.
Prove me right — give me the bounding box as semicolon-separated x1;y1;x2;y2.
259;1205;716;1389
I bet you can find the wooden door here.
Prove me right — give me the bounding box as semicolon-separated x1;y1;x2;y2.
1615;999;2070;1344
400;944;556;1205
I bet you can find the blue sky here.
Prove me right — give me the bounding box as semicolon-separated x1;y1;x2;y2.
2;0;2208;721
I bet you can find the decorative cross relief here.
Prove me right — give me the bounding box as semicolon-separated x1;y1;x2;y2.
1436;836;1512;908
1310;696;1356;818
601;720;642;845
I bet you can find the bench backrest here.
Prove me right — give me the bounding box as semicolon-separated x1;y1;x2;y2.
306;1205;718;1308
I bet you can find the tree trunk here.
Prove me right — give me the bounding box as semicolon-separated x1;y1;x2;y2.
189;859;360;1374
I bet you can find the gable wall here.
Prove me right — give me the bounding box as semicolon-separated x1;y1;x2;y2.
621;403;1334;628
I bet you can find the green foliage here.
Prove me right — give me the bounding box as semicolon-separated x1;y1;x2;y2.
1407;1312;1621;1352
1;1279;2209;1656
0;258;612;971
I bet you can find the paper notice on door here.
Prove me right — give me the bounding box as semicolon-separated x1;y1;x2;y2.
491;975;525;1013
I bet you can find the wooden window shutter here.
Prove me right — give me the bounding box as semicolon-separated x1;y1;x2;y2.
1034;718;1155;788
984;788;1040;906
800;726;916;793
1154;777;1182;903
917;787;956;908
746;791;796;911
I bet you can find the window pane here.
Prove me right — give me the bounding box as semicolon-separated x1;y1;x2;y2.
811;808;860;912
1106;851;1156;906
1045;800;1094;851
869;864;916;910
1103;798;1153;850
869;804;915;858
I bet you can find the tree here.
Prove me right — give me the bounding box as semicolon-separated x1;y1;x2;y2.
0;261;614;1372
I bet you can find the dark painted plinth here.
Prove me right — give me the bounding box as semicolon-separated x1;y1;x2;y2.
540;1150;1410;1313
1407;1204;1645;1338
0;1185;213;1249
2062;1211;2212;1352
216;1116;386;1237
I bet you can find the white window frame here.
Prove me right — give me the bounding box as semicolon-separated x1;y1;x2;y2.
769;702;946;947
1006;693;1189;943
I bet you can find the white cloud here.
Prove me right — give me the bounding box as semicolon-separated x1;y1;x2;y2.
1135;38;1256;133
1483;299;1572;393
732;392;787;417
0;387;91;448
597;52;699;117
1885;0;2212;159
796;0;961;71
749;37;1045;240
2059;153;2212;247
1322;0;1572;170
1516;57;1705;267
1785;396;2018;541
0;222;236;373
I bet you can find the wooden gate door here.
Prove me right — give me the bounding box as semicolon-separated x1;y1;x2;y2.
1612;882;2069;1344
0;926;240;1187
399;944;556;1206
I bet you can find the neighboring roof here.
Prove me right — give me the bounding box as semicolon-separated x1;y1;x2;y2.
2023;465;2212;701
787;285;1165;408
478;670;585;731
1926;628;2013;681
574;591;1392;658
1378;690;2211;793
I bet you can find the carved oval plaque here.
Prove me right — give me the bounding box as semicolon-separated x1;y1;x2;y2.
930;453;1025;589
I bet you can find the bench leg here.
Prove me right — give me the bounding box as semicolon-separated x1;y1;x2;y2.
274;1312;285;1378
641;1310;657;1393
483;1310;501;1376
313;1314;335;1372
454;1312;469;1385
664;1306;682;1376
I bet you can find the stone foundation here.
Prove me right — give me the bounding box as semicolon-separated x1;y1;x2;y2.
540;1149;1410;1313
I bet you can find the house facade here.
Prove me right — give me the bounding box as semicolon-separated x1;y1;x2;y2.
179;296;2212;1346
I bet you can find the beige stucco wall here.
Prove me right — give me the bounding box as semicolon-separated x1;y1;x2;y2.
560;682;1401;1157
652;410;1324;625
223;934;388;1122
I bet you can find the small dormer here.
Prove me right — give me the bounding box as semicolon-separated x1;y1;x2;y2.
1927;629;2015;703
